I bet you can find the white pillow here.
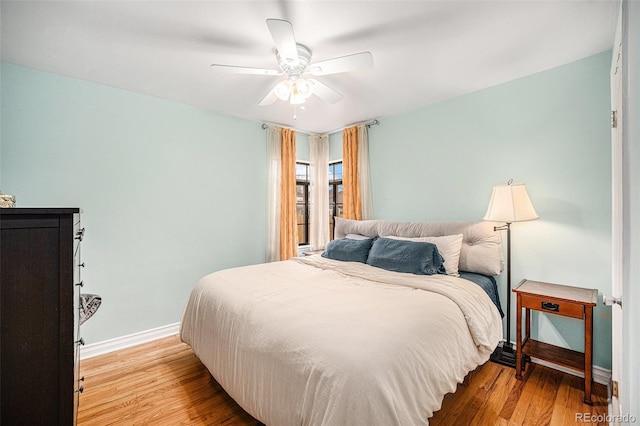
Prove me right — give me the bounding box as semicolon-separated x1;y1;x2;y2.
384;234;464;276
345;233;373;240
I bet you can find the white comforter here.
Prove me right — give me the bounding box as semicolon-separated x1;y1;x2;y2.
180;256;502;425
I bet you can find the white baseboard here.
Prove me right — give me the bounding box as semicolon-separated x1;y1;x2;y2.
503;339;611;385
80;322;180;360
529;357;611;385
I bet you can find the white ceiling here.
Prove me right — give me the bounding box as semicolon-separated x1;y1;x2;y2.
1;1;618;134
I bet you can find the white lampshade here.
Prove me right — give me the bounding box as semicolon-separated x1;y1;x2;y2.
294;78;314;98
484;182;539;223
275;80;291;101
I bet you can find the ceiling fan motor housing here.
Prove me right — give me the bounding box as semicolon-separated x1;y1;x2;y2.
277;44;312;78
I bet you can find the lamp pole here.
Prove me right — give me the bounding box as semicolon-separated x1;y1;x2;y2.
490;221;516;366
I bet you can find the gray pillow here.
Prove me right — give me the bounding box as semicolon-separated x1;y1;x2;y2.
366;237;445;275
321;237;375;263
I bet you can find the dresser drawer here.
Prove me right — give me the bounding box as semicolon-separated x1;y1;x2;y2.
520;294;584;319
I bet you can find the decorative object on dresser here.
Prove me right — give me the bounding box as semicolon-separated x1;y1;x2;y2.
0;208;80;425
513;279;598;405
0;191;16;208
483;179;539;368
79;293;102;325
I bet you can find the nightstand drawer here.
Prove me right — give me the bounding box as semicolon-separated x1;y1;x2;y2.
520;294;584;319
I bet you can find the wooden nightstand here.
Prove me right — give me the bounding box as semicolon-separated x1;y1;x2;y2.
513;279;598;405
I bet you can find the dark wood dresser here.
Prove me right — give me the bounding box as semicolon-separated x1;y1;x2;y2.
1;208;80;425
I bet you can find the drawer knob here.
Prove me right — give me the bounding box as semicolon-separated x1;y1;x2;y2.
541;302;559;312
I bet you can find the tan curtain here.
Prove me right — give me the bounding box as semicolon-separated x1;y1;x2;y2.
342;126;362;220
309;134;330;250
280;128;298;260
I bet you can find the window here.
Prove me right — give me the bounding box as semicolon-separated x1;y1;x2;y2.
296;161;343;245
296;162;310;246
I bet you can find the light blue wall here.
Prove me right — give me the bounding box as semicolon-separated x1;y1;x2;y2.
296;133;310;162
329;132;343;162
297;132;340;162
1;63;267;343
368;51;612;369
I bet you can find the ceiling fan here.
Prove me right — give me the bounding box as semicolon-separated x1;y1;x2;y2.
211;19;373;106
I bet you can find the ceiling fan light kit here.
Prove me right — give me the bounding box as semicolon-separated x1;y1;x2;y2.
211;18;373;107
275;78;315;104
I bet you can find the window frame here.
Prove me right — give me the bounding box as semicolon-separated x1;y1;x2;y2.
295;160;343;246
296;162;311;246
328;161;343;240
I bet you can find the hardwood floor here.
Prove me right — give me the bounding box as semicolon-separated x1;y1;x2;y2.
430;358;608;425
77;335;608;425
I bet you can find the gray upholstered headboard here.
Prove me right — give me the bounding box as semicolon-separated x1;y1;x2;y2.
334;217;504;276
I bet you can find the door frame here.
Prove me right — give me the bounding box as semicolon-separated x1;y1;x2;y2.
609;2;623;421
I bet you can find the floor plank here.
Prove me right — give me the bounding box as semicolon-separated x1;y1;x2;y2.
78;336;262;426
78;335;608;425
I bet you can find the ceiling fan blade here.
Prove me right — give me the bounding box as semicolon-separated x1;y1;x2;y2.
211;64;282;76
266;19;299;65
308;52;373;76
258;87;279;106
308;79;343;104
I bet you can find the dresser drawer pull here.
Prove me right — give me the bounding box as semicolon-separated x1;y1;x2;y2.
541;302;559;312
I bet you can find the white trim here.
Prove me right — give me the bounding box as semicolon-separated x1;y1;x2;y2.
529;357;611;386
609;2;624;423
506;339;612;385
80;322;180;360
608;381;615;426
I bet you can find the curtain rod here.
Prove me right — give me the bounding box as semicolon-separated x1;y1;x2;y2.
325;119;380;136
260;122;313;136
261;119;380;137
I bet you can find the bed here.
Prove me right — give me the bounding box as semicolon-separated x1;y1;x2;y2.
180;218;504;425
